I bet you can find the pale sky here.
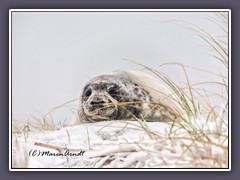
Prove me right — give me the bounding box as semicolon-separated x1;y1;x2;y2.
12;11;228;124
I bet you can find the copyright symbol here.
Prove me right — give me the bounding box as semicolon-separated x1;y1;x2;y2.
29;150;38;157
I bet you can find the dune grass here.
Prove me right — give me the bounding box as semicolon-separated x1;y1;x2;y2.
128;12;229;168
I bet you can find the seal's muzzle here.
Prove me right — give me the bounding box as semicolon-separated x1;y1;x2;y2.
83;93;118;121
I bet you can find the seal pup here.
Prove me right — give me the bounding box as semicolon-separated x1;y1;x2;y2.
71;70;182;125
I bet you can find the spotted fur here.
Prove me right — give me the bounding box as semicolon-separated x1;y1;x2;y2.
71;70;181;125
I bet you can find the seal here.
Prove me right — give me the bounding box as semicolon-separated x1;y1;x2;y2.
71;70;182;124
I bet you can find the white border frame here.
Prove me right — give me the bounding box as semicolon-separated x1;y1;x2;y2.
9;9;231;171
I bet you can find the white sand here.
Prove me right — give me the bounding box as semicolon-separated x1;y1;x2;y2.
12;117;228;169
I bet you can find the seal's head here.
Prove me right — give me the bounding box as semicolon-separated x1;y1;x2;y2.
81;75;122;121
78;72;150;123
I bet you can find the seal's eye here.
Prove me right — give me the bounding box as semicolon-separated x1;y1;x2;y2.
84;88;92;97
109;88;117;95
108;86;119;100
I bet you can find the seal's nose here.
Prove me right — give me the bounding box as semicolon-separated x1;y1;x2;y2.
90;99;106;110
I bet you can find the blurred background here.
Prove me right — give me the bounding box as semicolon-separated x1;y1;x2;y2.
12;11;228;126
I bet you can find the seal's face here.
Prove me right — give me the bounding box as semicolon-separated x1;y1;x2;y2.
80;75;129;122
